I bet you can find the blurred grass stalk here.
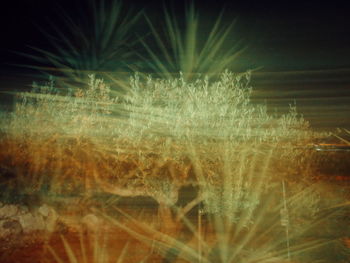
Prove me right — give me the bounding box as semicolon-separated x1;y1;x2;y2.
99;142;339;263
16;0;143;90
139;3;245;80
46;231;134;263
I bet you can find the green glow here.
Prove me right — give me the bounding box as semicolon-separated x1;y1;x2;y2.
141;3;245;79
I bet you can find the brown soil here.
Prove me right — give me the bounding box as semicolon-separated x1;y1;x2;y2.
0;136;349;263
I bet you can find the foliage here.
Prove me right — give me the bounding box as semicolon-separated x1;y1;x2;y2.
124;70;315;144
1;71;322;201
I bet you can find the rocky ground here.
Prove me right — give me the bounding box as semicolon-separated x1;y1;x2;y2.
0;201;108;262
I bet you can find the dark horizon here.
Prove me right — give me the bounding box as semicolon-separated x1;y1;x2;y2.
2;0;350;72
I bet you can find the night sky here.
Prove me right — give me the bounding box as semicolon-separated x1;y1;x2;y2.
1;0;350;130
